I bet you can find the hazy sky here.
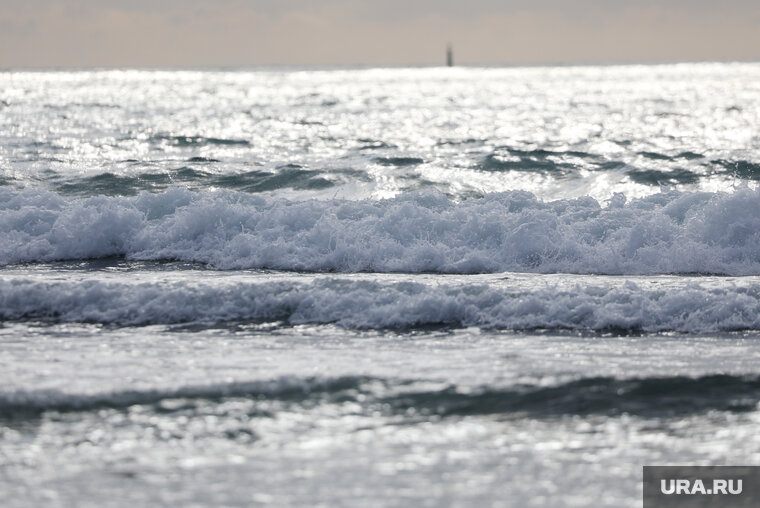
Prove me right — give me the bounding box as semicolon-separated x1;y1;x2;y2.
1;0;759;67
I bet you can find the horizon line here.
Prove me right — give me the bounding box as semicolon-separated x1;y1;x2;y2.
2;58;759;73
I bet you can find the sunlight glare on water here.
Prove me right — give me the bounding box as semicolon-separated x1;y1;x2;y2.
2;63;760;508
2;63;759;201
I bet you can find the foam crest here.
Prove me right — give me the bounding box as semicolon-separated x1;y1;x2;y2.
3;187;760;275
2;276;760;332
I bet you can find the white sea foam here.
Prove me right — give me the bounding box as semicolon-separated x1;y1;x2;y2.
1;275;759;331
3;187;760;275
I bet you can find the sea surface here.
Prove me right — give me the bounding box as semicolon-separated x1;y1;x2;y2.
2;63;760;507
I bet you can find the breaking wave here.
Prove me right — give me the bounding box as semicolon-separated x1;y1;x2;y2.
3;187;760;275
3;276;760;331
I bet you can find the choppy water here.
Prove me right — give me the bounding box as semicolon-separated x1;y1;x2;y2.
2;63;760;507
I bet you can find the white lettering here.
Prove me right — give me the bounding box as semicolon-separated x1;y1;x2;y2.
691;479;707;495
661;480;676;495
713;479;728;495
656;476;744;497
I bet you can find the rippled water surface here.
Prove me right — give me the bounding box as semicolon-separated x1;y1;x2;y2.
2;64;759;200
2;64;760;507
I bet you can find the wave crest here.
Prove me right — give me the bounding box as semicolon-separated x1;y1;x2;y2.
3;374;757;419
3;187;760;275
2;276;760;331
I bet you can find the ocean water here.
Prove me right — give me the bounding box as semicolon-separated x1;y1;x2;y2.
2;63;760;507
